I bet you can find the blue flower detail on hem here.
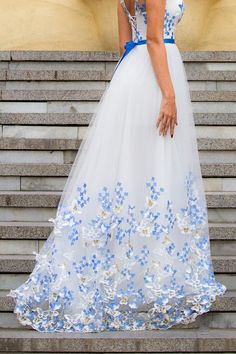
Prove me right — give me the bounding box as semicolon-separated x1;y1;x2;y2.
7;172;226;333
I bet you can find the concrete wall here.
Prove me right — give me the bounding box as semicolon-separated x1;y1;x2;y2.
0;0;235;51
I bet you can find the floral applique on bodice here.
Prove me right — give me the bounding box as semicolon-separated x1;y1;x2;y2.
120;0;185;42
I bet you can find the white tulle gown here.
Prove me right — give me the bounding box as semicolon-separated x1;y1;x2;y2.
7;0;226;332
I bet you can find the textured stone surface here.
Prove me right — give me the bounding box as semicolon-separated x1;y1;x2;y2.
2;126;79;139
47;101;97;114
21;177;67;191
0;192;61;208
0;151;63;164
5;81;105;90
0;112;235;126
0;90;104;101
0;52;10;61
194;113;236;126
0;113;92;125
190;91;236;102
0;274;32;291
206;192;236;208
0;90;235;102
192;102;236;114
0;191;235;208
201;164;236;177
10;51;120;62
8;62;106;71
187;71;236;81
197;126;236;139
0;328;236;352
4;50;236;62
199;151;236;164
0;138;81;150
0;222;51;240
0;239;38;255
0;101;47;114
0;177;20;191
208;209;236;224
198;138;236;150
0;163;235;177
1;68;236;82
6;70;107;81
14;176;236;193
0;207;55;223
210;241;236;256
0;163;71;177
0;137;235;151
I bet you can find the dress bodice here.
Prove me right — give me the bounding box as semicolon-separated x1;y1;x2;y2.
120;0;185;42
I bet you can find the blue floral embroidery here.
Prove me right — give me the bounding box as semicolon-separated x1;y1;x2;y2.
164;11;176;39
178;2;185;16
7;172;226;332
135;1;147;24
121;0;185;42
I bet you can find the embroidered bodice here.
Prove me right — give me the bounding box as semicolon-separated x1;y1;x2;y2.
120;0;185;42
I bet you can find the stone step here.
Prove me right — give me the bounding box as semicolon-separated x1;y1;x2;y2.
1;68;236;81
1;152;236;167
0;137;235;151
1;125;235;140
0;255;235;274
1;80;235;93
0;208;235;224
0;112;235;126
0;163;235;178
0;191;235;209
2;50;235;61
1;176;236;193
0;101;235;117
0;89;104;101
0;90;235;102
0;222;234;241
3;59;236;69
0;229;236;257
0;328;235;352
0;352;233;354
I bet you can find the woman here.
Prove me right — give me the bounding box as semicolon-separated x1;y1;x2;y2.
7;0;226;332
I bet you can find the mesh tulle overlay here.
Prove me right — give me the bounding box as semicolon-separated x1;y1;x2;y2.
7;0;226;332
8;173;226;332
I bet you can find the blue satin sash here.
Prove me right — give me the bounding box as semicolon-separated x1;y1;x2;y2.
116;38;175;69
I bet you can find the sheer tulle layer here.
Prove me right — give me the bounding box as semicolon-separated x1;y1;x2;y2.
7;44;226;332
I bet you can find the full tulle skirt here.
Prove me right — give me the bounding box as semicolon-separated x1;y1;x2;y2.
7;44;226;332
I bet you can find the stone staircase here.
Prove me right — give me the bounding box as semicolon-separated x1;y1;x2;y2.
0;50;235;353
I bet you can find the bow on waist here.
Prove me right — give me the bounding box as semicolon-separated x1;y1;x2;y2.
124;39;147;55
115;38;175;71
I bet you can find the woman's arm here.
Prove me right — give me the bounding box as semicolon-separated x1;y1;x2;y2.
117;0;132;56
146;0;177;137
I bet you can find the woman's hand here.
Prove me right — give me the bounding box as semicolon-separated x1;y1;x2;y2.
156;95;177;138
